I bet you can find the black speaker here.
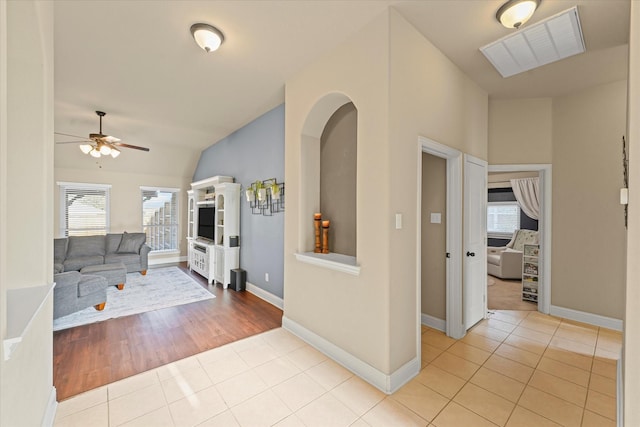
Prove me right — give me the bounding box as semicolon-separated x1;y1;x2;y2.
229;236;239;247
230;268;246;291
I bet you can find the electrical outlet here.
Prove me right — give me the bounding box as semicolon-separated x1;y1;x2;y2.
265;273;269;282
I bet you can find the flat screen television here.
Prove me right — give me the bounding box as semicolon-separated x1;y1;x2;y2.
197;207;215;241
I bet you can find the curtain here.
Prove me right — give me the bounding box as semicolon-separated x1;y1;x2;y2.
511;177;540;220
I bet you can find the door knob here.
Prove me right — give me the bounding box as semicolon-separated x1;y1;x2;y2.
466;251;475;257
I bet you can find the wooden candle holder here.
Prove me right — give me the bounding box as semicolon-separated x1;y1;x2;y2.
322;220;330;254
314;213;322;253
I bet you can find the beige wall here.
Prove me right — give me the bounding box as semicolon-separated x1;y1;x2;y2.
625;2;640;422
1;1;55;425
421;153;446;320
552;80;627;319
489;98;552;165
284;8;488;381
320;103;357;257
54;143;200;261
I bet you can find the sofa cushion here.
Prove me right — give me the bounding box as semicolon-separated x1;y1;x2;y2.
64;255;104;272
487;254;502;266
54;263;64;274
105;253;143;266
54;238;68;264
105;234;123;254
67;236;106;258
77;274;108;297
117;232;146;254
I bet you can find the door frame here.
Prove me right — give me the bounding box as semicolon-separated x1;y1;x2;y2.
488;164;552;314
417;136;465;342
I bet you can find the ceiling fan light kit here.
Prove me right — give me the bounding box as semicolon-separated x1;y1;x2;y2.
190;23;224;53
496;0;541;29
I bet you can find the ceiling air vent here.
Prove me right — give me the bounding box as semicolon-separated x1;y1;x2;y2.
480;6;585;78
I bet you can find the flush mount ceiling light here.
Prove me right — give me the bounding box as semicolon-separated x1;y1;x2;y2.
496;0;541;29
190;23;224;53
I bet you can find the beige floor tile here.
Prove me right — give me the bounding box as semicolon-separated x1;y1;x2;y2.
585;389;616;421
511;326;553;345
519;318;559;336
285;345;327;370
231;334;268;353
549;337;595;358
446;341;491;365
168;386;228;427
528;370;587;407
107;370;160;400
260;329;306;355
306;358;353;390
119;406;174;427
422;344;444;364
362;398;429;427
484;354;534;384
555;324;598;347
422;330;457;351
518;387;583;427
469;367;525;403
230;389;292;427
526;311;562;325
489;310;528;325
559;318;598;331
349;418;373;427
415;364;466;399
54;402;108;427
594;347;620;361
494;343;541;368
589;372;616;398
391;379;450;422
453;383;515;426
198;410;241;427
330;376;385;417
237;343;280;368
581;409;616;427
591;358;617;380
503;334;547;355
431;351;480;380
109;383;167;427
596;336;622;354
505;406;562;427
201;356;251;384
56;386;108;419
272;372;326;412
460;331;502;352
543;347;593;371
253;356;302;387
160;365;213;403
431;402;498;427
273;414;306;427
537;357;590;387
215;370;268;408
196;345;238;366
295;393;359;427
486;318;517;333
468;324;510;342
155;356;203;381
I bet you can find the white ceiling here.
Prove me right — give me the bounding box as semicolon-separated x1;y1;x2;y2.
53;0;630;153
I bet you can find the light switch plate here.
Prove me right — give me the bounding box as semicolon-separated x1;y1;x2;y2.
395;213;402;229
430;213;442;224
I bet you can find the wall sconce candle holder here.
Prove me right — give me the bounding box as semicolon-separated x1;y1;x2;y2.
246;178;285;215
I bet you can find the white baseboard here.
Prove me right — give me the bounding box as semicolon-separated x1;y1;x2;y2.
148;255;187;266
42;387;57;427
246;282;283;310
550;305;623;331
421;313;445;332
282;316;419;394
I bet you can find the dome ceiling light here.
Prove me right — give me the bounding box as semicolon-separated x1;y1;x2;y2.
190;23;225;53
496;0;541;29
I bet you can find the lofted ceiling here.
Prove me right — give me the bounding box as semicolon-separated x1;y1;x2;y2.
53;0;630;153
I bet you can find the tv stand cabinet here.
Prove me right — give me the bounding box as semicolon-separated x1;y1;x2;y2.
190;240;216;284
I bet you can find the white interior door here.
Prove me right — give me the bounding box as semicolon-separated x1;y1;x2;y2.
463;154;487;330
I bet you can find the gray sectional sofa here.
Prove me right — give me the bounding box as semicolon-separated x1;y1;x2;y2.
54;232;151;275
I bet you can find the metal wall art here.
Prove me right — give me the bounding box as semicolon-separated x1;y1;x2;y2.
245;178;285;215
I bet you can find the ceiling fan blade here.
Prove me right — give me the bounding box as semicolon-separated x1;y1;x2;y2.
55;132;88;140
56;140;92;144
102;135;121;143
112;142;150;152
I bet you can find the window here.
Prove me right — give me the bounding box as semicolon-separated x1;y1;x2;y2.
487;201;520;238
59;182;111;236
141;187;179;252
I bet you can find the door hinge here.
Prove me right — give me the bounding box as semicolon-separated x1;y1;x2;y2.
446;252;451;258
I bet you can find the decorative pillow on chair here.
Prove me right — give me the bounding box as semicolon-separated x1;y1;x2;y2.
117;232;146;254
512;229;538;252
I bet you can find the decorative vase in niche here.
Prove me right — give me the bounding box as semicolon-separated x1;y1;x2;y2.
257;188;267;202
245;189;255;202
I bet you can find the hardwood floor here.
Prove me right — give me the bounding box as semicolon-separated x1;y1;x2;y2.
53;263;283;401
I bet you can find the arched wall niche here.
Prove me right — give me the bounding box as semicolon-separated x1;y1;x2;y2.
299;92;358;259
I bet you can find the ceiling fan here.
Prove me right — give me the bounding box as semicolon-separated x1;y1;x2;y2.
55;111;150;158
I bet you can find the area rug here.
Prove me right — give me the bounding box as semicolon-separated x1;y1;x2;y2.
53;266;215;331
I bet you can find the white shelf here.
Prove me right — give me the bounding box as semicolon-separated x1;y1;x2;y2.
295;252;360;276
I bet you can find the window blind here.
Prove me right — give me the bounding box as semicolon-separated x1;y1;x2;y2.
141;188;179;251
487;202;521;237
59;183;111;236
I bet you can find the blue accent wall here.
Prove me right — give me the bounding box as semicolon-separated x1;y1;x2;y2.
193;104;284;298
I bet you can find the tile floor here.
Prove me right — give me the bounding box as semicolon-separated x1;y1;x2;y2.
54;310;621;427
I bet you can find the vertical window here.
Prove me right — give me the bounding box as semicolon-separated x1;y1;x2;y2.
58;182;111;236
487;201;521;238
141;187;179;252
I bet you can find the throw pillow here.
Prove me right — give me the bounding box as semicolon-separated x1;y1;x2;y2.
512;229;538;252
117;232;146;254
